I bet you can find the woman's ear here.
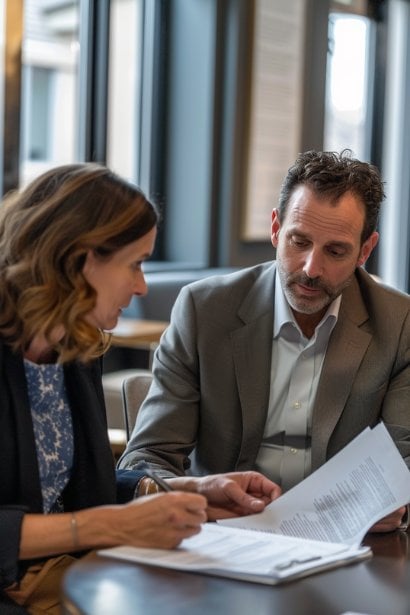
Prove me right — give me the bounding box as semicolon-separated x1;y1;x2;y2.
82;249;97;278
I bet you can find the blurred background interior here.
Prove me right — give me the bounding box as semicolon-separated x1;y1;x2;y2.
1;0;409;288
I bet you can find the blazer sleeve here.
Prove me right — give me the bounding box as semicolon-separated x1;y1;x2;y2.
381;308;410;469
115;469;146;502
0;508;26;590
118;285;201;477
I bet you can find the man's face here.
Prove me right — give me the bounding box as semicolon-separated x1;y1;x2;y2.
271;185;378;332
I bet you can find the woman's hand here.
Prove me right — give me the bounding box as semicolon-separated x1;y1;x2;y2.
113;492;207;548
19;492;207;559
368;506;407;533
169;471;281;520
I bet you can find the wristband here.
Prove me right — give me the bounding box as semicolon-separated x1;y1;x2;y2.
135;476;162;498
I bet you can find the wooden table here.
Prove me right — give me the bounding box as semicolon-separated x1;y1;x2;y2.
109;317;168;348
61;530;409;615
108;317;168;372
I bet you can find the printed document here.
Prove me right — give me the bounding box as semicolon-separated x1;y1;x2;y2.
100;423;410;585
218;422;410;545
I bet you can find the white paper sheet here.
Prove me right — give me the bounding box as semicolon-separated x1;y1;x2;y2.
100;523;371;585
219;423;410;545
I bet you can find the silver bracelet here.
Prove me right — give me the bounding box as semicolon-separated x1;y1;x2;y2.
71;512;79;548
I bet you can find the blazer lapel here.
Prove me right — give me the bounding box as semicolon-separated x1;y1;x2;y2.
2;345;43;510
63;360;117;507
311;274;372;470
232;264;276;469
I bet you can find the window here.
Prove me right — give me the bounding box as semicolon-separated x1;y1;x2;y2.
20;0;79;186
22;65;51;162
324;12;374;160
107;0;143;182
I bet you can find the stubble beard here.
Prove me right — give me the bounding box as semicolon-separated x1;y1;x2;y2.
277;261;354;316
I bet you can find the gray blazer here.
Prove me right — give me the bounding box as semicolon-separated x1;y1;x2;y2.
119;262;410;479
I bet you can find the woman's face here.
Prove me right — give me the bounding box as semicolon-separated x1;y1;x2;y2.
82;226;157;330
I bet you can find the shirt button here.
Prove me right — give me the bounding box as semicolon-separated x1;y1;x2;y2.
290;448;298;454
293;401;302;409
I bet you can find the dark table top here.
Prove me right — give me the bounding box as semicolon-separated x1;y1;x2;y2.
62;531;410;615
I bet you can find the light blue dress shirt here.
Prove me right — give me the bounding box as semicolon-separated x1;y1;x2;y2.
255;271;340;491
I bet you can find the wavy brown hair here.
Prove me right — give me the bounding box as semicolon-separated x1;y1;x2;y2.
0;163;159;363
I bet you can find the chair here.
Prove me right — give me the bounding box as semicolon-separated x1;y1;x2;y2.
103;369;150;430
121;371;153;441
103;368;152;459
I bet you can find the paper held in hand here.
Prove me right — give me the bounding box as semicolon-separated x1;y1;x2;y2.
99;422;410;585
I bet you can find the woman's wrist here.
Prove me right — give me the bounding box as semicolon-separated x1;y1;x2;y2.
20;509;112;558
77;506;132;550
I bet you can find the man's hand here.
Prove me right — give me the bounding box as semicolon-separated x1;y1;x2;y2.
169;471;281;520
368;506;407;533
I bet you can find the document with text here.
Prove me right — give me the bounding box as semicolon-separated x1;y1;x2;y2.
100;423;410;585
218;422;410;545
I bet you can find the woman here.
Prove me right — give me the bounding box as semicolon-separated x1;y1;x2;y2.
0;164;280;613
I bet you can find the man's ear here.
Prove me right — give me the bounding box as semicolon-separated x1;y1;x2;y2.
357;231;379;267
271;209;281;248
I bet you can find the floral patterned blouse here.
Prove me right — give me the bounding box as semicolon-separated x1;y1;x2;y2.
24;359;74;513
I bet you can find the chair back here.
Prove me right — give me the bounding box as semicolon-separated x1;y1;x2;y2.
121;371;153;440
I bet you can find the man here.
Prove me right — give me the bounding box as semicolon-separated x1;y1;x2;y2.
119;150;410;532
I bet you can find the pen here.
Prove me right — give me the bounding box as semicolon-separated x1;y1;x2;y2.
139;463;174;492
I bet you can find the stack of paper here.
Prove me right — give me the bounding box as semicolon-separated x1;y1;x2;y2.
100;423;410;584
